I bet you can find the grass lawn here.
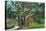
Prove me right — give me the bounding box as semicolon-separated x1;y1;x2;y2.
28;24;45;29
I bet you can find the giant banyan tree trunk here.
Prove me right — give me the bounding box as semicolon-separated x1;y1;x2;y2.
19;16;25;29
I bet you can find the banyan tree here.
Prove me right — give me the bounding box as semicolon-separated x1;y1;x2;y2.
5;1;45;29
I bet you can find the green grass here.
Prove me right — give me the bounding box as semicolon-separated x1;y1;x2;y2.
28;24;45;29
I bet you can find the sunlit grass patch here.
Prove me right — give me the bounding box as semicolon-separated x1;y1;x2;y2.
28;24;45;29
